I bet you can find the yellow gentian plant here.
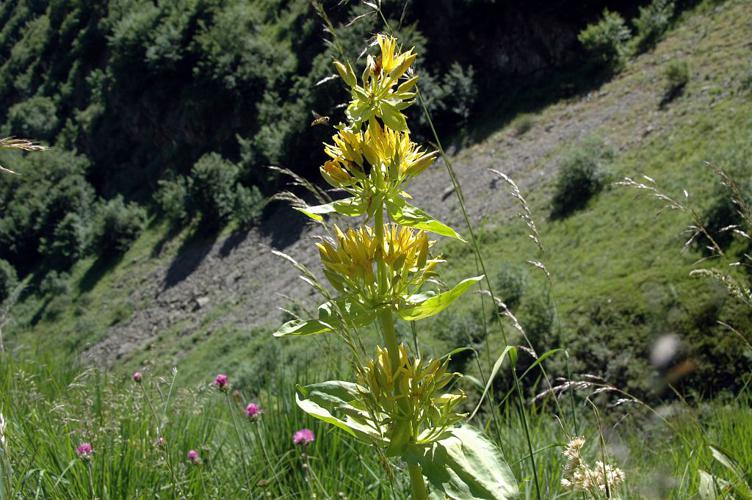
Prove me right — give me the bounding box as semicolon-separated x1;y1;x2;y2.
275;34;517;499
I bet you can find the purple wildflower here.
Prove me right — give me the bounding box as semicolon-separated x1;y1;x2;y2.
187;449;200;464
213;374;229;391
293;428;315;446
245;403;261;420
76;442;93;460
132;371;142;383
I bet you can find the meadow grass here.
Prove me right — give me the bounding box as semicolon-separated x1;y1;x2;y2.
1;351;750;498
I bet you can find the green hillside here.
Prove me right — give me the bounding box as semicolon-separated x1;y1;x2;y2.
3;0;748;397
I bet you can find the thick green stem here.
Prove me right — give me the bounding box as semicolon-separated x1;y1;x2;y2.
374;202;429;499
408;463;429;500
377;308;401;368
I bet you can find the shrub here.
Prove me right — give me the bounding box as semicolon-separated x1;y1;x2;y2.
233;185;265;227
434;308;487;372
0;259;18;303
511;114;535;137
633;0;675;53
435;308;487;347
6;96;59;141
550;138;612;219
92;196;146;255
662;60;689;102
697;180;752;252
39;270;70;296
41;212;90;267
437;63;477;124
0;150;95;272
155;177;189;222
494;265;526;311
578;9;631;69
519;290;555;346
414;63;477;130
190;153;240;227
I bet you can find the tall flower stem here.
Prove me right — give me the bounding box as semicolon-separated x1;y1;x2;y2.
374;204;428;499
408;462;429;500
86;461;95;498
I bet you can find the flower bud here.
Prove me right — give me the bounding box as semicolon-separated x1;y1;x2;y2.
320;160;353;188
334;60;357;88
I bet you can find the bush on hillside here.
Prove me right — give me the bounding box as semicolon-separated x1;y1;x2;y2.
550;138;612;219
436;308;487;348
662;60;689;102
40;212;90;267
39;270;70;296
155;177;190;222
415;62;478;130
233;185;265;227
511;114;535;137
633;0;675;53
6;96;60;141
0;150;95;272
92;196;146;256
190;153;240;227
518;287;556;352
495;265;527;311
696;180;752;252
187;153;266;229
435;308;487;372
0;258;18;303
578;9;631;70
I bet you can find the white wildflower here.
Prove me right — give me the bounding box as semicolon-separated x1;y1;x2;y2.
560;437;625;498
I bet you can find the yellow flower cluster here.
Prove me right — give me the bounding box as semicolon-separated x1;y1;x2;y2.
321;120;437;195
357;344;466;447
317;224;440;308
335;34;418;131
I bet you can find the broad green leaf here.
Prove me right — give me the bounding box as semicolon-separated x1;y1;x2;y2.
272;319;333;337
319;299;376;329
405;425;518;499
469;345;516;421
294;197;364;221
379;101;408;131
398;276;483;321
386;198;464;240
296;382;386;444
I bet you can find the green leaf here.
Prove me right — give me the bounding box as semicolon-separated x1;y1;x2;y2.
272;319;333;337
318;299;375;329
398;276;483;321
379;101;408;131
294;197;364;221
405;425;518;499
296;382;386;443
386;198;464;240
469;345;517;421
